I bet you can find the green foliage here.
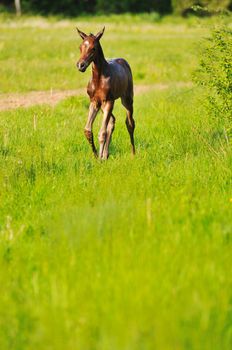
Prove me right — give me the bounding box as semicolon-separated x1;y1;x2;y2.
3;0;232;15
21;0;94;15
203;0;232;11
194;26;232;134
1;0;172;15
95;0;171;14
172;0;193;15
172;0;231;15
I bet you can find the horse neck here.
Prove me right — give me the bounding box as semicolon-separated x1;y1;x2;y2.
92;43;108;81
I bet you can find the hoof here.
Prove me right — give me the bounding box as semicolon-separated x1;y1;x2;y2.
99;153;109;161
84;129;92;141
102;153;109;160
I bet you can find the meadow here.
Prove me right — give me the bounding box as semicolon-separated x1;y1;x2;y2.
0;13;232;350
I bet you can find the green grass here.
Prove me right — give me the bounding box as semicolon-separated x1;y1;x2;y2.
0;14;232;350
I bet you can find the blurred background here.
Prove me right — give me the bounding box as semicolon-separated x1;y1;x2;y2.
1;0;232;17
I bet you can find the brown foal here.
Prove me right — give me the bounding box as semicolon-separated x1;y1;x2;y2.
76;27;135;159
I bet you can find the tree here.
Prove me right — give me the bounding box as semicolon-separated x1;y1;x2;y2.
172;0;231;15
14;0;21;15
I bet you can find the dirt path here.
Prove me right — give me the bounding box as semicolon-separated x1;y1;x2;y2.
0;82;192;112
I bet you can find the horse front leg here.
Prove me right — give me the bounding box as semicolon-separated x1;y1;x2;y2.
99;101;114;160
84;102;99;158
102;114;116;159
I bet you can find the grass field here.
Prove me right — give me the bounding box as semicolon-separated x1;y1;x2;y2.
0;14;232;350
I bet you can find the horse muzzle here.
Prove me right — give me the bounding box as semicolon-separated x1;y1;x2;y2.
77;61;88;72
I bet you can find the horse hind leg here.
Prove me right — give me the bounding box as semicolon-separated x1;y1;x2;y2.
121;97;135;155
102;114;116;160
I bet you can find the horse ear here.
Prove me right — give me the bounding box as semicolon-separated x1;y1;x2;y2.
95;27;105;41
76;27;87;40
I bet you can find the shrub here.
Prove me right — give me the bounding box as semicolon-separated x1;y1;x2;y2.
172;0;231;15
194;26;232;136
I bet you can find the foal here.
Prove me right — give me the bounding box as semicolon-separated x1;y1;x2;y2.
76;27;135;159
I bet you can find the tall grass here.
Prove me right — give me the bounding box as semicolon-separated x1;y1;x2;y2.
0;14;232;350
1;88;232;349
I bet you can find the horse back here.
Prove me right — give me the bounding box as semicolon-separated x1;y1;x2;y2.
107;58;133;100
